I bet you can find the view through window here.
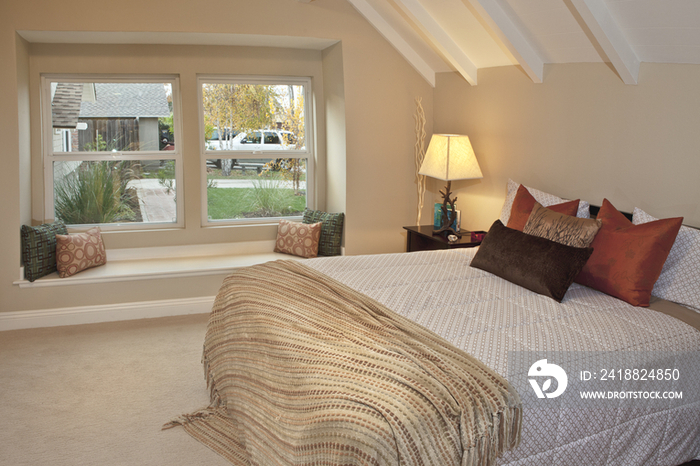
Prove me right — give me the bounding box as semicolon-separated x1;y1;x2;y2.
200;78;312;223
44;78;181;227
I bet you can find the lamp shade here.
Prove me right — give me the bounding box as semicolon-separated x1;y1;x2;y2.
419;134;483;181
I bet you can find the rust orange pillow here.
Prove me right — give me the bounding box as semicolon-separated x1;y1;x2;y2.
507;184;580;231
575;199;683;307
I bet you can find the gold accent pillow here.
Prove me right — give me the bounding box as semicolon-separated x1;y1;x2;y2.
523;202;602;248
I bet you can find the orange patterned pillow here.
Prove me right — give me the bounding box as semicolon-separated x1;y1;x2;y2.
507;184;580;231
274;220;322;258
575;199;683;307
56;227;107;278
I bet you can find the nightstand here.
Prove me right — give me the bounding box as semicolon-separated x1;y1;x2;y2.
403;225;486;253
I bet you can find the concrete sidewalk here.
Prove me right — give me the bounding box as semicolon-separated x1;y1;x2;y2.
128;180;176;223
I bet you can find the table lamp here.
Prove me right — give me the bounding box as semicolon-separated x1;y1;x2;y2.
418;134;483;237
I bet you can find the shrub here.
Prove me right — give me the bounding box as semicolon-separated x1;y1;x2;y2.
249;174;295;217
54;161;137;224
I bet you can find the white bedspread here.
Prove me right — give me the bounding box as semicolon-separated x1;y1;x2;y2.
306;248;700;466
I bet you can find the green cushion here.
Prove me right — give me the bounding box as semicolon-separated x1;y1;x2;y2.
20;222;68;282
302;208;344;256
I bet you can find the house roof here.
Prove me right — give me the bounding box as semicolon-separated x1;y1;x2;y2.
79;83;170;118
51;83;84;129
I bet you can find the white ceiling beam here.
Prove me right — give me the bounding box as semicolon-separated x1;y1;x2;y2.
395;0;479;86
465;0;544;83
568;0;640;84
347;0;436;87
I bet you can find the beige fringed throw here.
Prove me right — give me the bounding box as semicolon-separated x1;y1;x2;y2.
165;260;521;465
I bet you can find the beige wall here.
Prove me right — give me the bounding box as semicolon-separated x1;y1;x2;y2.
0;0;433;313
433;63;700;233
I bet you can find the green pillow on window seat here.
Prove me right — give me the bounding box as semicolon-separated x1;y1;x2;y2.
302;208;344;256
20;222;68;282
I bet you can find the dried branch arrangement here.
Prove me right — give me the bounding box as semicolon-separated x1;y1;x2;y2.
414;97;427;225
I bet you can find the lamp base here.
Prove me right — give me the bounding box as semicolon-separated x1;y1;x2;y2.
432;180;462;238
433;225;461;237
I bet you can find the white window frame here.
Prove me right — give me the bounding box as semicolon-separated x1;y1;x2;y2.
41;74;184;230
198;75;315;226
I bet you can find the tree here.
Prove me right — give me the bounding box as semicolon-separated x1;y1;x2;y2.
202;83;283;175
264;86;306;195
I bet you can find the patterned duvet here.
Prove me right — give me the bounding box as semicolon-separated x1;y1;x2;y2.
307;248;700;466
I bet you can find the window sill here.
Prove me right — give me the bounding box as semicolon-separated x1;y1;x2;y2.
14;240;301;288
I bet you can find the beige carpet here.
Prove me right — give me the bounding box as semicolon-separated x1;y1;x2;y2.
0;314;230;466
3;314;698;466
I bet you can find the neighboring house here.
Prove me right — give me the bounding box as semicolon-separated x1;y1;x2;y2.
51;82;171;181
75;82;170;152
50;83;91;182
51;82;169;153
51;82;91;153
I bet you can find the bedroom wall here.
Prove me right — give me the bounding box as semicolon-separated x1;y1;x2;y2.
433;63;700;232
0;0;433;315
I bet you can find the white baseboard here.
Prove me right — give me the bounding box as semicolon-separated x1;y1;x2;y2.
0;296;216;331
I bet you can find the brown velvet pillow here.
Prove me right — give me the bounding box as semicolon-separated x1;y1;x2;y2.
523;202;602;248
507;184;580;231
470;220;594;302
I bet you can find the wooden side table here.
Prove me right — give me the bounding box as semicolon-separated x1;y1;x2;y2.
403;225;486;253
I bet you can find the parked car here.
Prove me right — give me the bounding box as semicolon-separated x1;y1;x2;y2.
230;130;298;151
205;127;238;151
206;129;299;173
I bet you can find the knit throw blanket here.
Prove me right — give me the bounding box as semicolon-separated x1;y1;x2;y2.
165;260;521;465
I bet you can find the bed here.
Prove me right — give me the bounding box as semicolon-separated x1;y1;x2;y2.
167;183;700;466
307;248;700;465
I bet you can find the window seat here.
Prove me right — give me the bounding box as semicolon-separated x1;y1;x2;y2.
14;240;301;289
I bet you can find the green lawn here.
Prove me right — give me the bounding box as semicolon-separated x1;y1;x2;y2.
207;187;306;220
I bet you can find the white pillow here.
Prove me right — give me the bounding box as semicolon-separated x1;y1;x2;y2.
633;207;700;313
499;179;590;225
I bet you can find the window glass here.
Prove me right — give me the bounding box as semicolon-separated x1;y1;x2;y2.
201;83;306;152
206;158;306;221
44;77;181;228
50;82;174;153
53;160;177;224
200;77;313;224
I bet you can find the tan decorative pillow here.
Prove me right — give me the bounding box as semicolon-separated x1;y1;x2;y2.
523;202;602;248
56;227;107;278
274;220;322;258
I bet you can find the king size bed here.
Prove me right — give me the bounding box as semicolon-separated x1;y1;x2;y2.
166;181;700;466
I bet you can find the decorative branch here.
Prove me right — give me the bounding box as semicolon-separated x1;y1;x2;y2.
434;180;461;237
414;97;427;225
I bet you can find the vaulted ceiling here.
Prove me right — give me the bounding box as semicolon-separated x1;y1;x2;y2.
347;0;700;86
